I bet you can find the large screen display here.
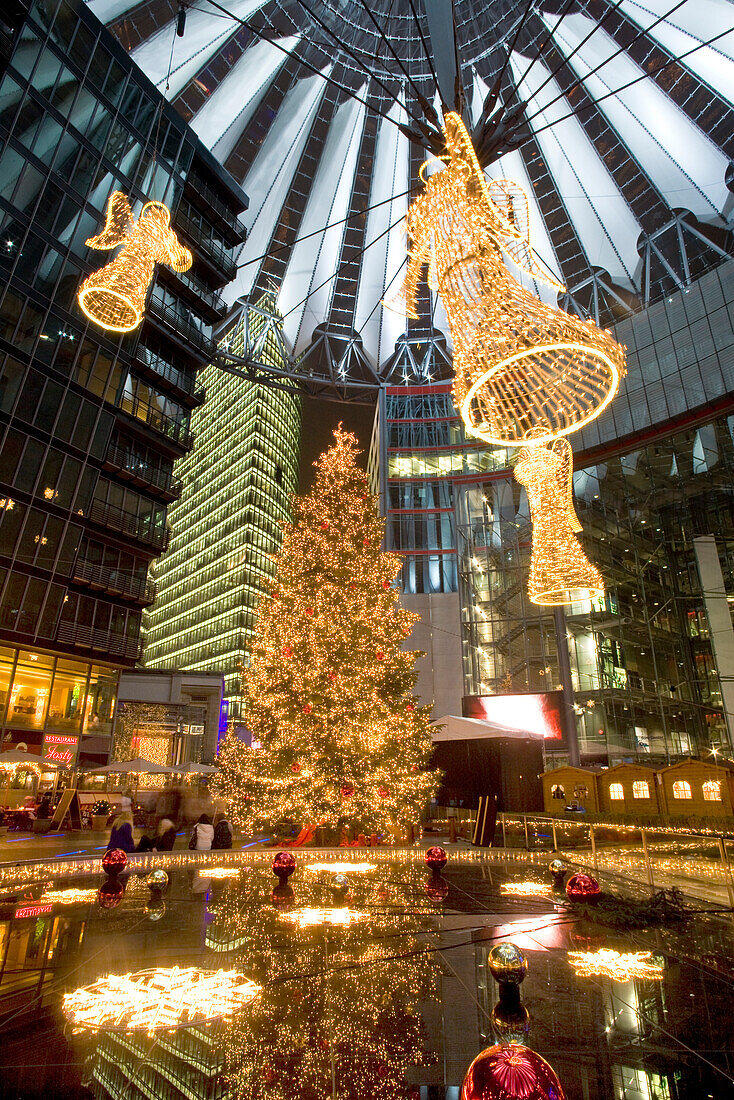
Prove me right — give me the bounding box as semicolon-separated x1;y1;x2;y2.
463;691;565;743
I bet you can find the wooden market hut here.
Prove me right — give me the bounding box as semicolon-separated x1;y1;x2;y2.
541;766;600;816
656;759;734;820
596;762;660;817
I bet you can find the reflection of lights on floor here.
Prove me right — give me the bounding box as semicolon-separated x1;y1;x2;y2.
492;917;568;951
41;888;98;905
500;881;553;896
198;867;240;879
305;863;377;874
281;907;367;928
568;949;664;982
63;967;261;1034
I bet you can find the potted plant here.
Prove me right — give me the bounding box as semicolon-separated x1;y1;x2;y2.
91;799;111;830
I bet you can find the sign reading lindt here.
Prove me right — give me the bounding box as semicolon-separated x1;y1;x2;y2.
42;733;79;767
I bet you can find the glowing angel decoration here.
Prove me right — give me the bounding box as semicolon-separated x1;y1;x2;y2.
514;438;603;605
405;112;625;449
78;192;192;333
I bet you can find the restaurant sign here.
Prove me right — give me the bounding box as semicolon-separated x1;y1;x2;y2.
42;733;79;767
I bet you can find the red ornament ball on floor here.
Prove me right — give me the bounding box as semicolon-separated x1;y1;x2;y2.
425;846;448;872
425;876;449;902
97;879;124;908
566;871;601;900
101;848;127;876
460;1043;566;1100
272;851;296;881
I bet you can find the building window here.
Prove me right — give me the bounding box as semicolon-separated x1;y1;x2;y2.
632;780;650;799
703;780;722;802
672;780;692;800
609;783;624;801
551;783;565;800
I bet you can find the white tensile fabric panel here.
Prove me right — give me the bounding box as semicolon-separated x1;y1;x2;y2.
354;95;409;366
545;12;729;217
618;0;734;102
85;0;145;21
131;0;265;100
191;36;299;160
471;70;564;305
280;93;367;354
223;70;329;306
510;51;641;286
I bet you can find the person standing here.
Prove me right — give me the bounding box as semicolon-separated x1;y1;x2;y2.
107;812;135;852
189;814;214;851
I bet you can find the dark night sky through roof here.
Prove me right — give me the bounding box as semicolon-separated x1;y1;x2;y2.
298;397;377;492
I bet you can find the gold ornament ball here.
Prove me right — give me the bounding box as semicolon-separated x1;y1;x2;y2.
145;898;166;922
549;858;567;877
491;1000;531;1044
488;942;528;985
146;869;169;892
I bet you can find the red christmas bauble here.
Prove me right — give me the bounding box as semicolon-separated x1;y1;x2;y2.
363;539;369;546
101;848;127;876
303;703;313;714
376;651;385;661
328;671;337;681
425;876;449;902
425;846;448;873
382;580;390;590
305;607;314;617
321;521;329;530
291;762;302;774
97;880;124;908
282;645;293;657
271;590;279;598
378;786;389;798
406;703;415;712
340;783;355;799
460;1043;565;1100
271;884;294;908
566;872;601;900
272;851;296;881
377;1064;389;1079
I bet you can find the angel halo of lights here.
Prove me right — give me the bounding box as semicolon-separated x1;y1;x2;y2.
62;966;261;1035
78;191;192;333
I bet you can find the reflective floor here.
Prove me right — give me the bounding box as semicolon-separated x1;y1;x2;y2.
0;856;733;1099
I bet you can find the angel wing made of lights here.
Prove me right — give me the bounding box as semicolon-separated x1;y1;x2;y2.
85;190;135;250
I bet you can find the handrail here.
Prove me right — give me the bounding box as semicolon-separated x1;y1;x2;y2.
118;390;193;449
186;171;247;241
88;499;171;549
174;206;237;278
147;293;217;359
55;620;142;660
72;558;156;603
134;345;196;395
105;443;182;497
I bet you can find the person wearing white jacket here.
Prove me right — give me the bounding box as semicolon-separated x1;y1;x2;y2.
189;814;214;851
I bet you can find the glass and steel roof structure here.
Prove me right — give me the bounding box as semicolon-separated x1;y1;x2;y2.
88;0;733;398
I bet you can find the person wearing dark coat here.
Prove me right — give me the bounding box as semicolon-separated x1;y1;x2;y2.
212;818;233;850
107;812;135;852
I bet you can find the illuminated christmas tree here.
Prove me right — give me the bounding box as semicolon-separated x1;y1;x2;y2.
213;427;438;837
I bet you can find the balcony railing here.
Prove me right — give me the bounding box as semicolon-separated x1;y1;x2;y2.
147;293;217;360
186;171;247;244
56;620;142;660
170;267;227;320
134;345;196;396
72;558;156;604
174;207;238;281
88;499;171;550
104;443;182;499
118;390;194;450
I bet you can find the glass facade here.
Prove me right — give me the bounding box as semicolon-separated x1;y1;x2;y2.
143;291;301;713
374;263;734;767
0;0;247;758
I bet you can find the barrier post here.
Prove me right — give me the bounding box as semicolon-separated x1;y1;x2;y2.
640;829;655;891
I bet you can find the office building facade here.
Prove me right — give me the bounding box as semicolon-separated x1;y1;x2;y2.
372;261;734;767
143;292;301;714
0;0;247;763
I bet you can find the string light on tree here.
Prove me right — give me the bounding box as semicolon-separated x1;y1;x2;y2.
212;428;438;837
78;192;191;333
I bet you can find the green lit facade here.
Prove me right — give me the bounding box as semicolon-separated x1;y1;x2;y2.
143;294;301;712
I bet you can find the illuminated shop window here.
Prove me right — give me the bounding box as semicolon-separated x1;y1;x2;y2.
609;783;624;801
632;780;650;799
672;780;692;800
550;783;565;800
703;780;722;802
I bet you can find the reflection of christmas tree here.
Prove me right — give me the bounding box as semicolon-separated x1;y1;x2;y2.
212;865;439;1099
213;428;438;835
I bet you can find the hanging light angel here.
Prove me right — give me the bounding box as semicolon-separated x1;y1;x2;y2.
404;112;625;604
78;192;192;333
